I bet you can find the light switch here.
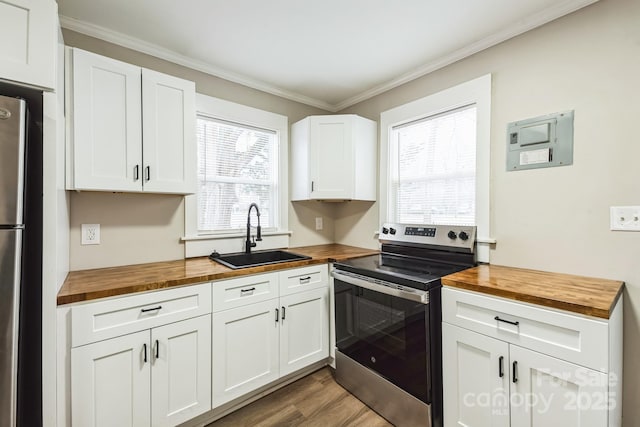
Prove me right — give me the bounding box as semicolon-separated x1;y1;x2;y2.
315;217;323;231
610;206;640;231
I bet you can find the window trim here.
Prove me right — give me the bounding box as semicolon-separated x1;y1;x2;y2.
379;74;493;262
184;94;289;257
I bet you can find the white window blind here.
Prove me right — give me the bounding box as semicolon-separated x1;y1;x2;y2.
389;105;477;225
196;115;279;233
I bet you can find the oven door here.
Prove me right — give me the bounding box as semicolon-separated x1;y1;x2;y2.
332;270;431;403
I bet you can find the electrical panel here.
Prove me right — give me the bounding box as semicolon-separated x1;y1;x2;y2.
506;110;574;171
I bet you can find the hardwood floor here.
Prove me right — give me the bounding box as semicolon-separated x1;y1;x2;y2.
207;367;394;427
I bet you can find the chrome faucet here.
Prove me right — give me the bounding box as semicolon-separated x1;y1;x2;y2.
245;203;262;254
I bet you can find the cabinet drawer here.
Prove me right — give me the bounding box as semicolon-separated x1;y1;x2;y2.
212;272;279;312
279;265;328;296
71;283;211;347
442;287;609;372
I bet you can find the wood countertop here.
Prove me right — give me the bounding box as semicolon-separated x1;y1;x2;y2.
57;244;378;305
442;264;624;319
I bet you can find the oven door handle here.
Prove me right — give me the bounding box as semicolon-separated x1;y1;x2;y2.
332;270;429;304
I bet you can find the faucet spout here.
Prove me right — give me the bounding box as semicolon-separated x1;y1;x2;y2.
245;203;262;254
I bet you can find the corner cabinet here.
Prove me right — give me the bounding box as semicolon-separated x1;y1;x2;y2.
70;283;212;427
291;114;377;201
0;0;57;90
442;287;622;427
212;265;330;407
66;48;196;194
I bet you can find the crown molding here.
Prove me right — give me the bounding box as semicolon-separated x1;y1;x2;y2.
59;15;337;112
333;0;600;111
60;0;599;113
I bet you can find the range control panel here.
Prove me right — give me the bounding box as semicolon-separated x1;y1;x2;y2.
379;223;477;252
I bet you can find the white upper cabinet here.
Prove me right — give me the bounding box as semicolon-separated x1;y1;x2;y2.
67;48;196;194
291;114;377;201
141;69;196;193
0;0;57;90
69;49;143;192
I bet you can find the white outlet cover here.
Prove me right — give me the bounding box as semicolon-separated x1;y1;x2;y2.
81;224;101;245
610;206;640;231
315;217;323;230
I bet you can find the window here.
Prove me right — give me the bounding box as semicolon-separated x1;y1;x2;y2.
184;94;288;257
196;117;278;233
389;105;477;225
380;74;492;262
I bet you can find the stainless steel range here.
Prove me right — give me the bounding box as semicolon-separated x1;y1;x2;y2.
332;223;477;427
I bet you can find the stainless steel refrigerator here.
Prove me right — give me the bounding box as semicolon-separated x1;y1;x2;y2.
0;95;27;427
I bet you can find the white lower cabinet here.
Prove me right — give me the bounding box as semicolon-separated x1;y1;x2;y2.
70;284;212;427
443;323;510;427
212;299;280;406
72;314;211;427
72;331;151;427
509;345;607;427
212;266;330;408
442;288;621;427
151;315;212;427
443;323;608;427
279;288;329;376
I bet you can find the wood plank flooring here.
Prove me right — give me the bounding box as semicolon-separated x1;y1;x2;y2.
207;367;393;427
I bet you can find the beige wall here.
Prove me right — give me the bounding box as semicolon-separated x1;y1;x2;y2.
63;29;334;270
337;0;640;423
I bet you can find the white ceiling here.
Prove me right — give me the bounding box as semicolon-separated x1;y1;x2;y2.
58;0;598;112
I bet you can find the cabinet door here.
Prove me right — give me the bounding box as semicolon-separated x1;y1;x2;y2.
212;299;280;407
442;323;510;427
141;69;196;194
279;287;329;376
0;0;56;90
71;48;143;191
151;315;212;427
71;331;150;427
309;116;354;199
510;346;608;427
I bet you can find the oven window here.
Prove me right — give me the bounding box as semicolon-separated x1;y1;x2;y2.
334;279;430;402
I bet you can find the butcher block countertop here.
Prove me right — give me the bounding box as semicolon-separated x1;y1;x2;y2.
57;244;378;305
442;264;624;319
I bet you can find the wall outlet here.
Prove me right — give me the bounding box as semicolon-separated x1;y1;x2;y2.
315;217;323;231
610;206;640;231
81;224;101;245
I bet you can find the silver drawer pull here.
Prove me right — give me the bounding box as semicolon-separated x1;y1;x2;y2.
299;276;311;283
141;305;162;313
240;287;256;295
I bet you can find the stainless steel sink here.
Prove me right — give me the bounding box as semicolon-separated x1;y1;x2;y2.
210;249;311;269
